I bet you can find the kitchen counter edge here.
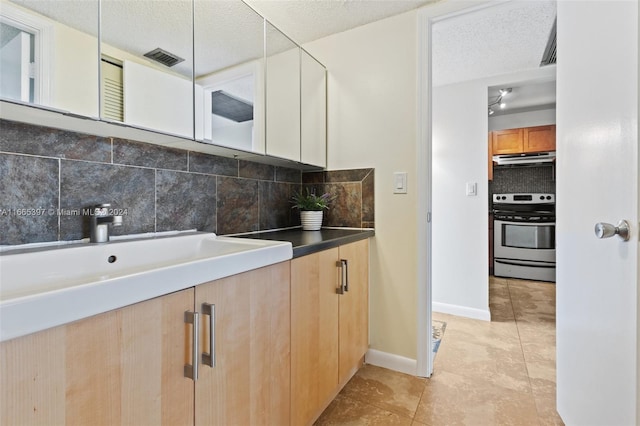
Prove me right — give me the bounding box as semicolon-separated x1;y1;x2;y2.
234;228;375;258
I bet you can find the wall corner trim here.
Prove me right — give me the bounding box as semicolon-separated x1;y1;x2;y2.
365;349;418;377
432;302;491;321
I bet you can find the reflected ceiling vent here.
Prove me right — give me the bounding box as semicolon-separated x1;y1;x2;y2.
143;48;184;68
211;91;253;122
540;19;557;66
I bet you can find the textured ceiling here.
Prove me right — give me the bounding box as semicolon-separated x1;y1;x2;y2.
244;0;435;44
432;0;557;87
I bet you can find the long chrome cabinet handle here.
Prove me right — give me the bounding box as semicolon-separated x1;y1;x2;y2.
184;311;199;381
336;259;348;294
343;259;349;292
201;303;215;368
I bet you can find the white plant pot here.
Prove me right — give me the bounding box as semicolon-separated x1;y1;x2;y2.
300;210;323;231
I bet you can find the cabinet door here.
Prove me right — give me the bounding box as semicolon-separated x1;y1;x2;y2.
301;50;327;168
524;125;556;152
195;262;290;426
291;248;340;425
0;289;195;426
491;128;524;154
265;22;301;162
338;239;370;387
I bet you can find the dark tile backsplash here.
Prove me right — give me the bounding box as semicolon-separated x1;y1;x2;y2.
59;160;156;240
302;169;375;229
0;154;59;244
490;164;556;196
1;119;374;246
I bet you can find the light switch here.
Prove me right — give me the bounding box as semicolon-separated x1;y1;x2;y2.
394;172;408;194
466;182;477;196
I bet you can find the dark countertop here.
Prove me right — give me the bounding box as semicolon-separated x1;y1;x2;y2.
233;228;375;258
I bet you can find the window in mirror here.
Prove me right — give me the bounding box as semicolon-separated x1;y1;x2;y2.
101;0;194;138
265;22;300;162
1;0;98;117
0;21;35;103
194;0;265;154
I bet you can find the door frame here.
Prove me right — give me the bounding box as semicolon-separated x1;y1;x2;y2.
415;0;511;378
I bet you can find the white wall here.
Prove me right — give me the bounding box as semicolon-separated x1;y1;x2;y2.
432;66;556;320
432;80;490;319
306;11;419;360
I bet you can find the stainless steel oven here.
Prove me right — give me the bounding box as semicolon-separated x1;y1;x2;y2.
493;193;556;282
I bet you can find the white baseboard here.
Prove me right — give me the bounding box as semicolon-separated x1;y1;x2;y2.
432;301;491;321
365;349;417;376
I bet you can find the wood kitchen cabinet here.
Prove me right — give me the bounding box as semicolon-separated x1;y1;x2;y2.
337;240;369;387
488;125;556;180
290;239;369;426
491;128;524;154
1;262;290;426
194;262;291;426
0;288;195;425
524;125;556;153
490;125;556;156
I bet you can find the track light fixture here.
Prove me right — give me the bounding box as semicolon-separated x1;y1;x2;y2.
488;87;512;115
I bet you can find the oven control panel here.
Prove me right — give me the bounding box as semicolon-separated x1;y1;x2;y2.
494;193;555;204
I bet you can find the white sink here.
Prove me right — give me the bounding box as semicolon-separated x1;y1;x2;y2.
0;232;292;341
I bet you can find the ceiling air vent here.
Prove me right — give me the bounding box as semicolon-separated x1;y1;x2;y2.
143;48;184;68
540;19;557;66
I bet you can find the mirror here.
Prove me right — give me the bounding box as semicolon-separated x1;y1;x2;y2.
265;22;300;162
100;0;194;139
300;50;326;167
0;0;99;117
194;0;265;153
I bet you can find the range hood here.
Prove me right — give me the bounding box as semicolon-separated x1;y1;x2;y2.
493;152;556;165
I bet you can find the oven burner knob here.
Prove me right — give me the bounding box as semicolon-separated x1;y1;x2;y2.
547;196;552;200
501;196;506;200
540;196;545;200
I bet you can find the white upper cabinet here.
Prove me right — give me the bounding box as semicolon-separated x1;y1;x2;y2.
265;22;301;162
0;0;327;168
194;0;265;154
301;50;327;168
100;0;194;139
0;0;99;118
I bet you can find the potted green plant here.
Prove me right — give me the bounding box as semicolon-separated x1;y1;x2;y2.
291;188;335;231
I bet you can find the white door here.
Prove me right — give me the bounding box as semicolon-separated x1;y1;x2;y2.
556;1;639;424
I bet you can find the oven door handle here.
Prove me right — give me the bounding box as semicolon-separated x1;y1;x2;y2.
495;259;556;269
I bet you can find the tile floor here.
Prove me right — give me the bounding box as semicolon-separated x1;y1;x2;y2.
315;276;564;426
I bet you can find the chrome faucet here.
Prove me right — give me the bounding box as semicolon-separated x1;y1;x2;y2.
88;203;123;243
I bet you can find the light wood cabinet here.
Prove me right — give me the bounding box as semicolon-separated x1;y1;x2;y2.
0;288;195;426
290;248;340;425
195;262;291;426
290;239;369;426
337;240;369;387
1;243;369;426
1;262;291;426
